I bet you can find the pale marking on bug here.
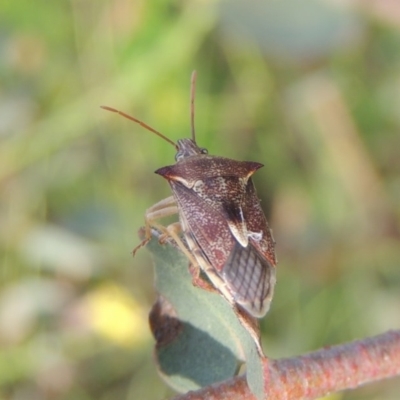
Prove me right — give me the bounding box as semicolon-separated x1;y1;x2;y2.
248;231;263;242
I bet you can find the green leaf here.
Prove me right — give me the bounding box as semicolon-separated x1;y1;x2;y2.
146;232;266;399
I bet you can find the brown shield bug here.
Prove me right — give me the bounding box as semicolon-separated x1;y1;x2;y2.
101;71;277;319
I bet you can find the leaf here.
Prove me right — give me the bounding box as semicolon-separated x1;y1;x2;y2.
146;231;266;399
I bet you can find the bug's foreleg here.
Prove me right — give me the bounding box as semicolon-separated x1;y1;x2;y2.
133;197;219;296
133;196;179;255
132;197;201;275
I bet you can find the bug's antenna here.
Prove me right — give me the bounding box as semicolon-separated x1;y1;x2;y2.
190;70;197;143
101;106;178;150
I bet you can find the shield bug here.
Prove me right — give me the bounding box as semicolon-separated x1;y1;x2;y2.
101;71;277;318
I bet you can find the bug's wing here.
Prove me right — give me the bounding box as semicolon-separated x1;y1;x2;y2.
219;178;276;317
167;180;276;318
222;241;275;317
169;181;236;271
217;195;276;316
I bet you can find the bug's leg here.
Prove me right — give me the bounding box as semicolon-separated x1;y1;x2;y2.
133;196;178;255
158;223;202;273
147;218;218;293
188;263;219;293
132;197;201;274
133;197;217;296
158;222;181;245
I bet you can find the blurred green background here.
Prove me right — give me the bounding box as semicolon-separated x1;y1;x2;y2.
1;0;400;399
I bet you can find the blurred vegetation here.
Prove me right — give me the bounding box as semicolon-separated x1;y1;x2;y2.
0;0;400;399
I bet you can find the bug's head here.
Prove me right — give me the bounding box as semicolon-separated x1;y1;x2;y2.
175;138;208;161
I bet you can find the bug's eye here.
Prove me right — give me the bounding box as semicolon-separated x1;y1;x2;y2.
200;148;208;154
175;151;183;161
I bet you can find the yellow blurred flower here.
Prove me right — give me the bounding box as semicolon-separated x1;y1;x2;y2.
86;283;150;347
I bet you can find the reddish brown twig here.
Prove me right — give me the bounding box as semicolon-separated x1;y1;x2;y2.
171;330;400;400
